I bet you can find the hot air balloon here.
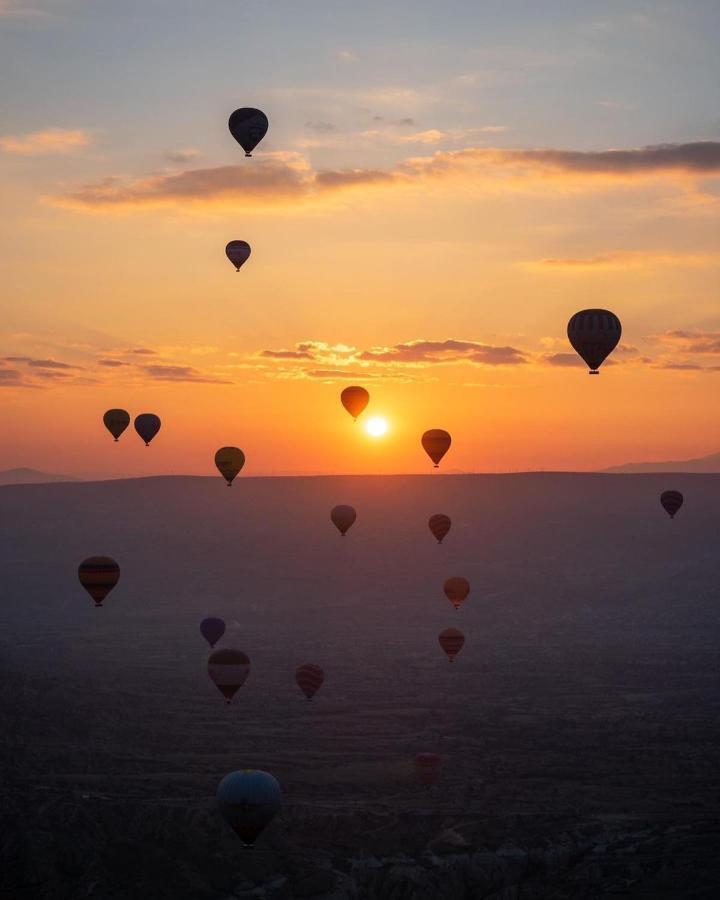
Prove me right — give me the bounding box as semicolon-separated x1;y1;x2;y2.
414;753;442;787
215;447;245;486
217;770;281;846
228;108;269;157
444;577;470;611
331;505;356;536
660;490;683;519
78;556;120;608
422;430;451;468
429;514;451;544
295;663;324;700
340;386;369;421
225;240;251;272
567;309;622;374
208;648;250;703
103;409;130;442
134;413;161;446
200;617;226;648
438;627;465;662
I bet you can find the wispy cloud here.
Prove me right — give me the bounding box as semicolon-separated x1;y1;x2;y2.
163;148;201;164
141;364;232;384
1;128;91;155
525;251;719;271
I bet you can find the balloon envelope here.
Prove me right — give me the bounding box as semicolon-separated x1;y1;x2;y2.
340;386;369;420
422;430;451;467
225;240;251;271
217;770;281;846
331;505;356;536
414;753;442;787
660;490;683;519
134;413;161;446
296;663;324;700
429;514;451;544
78;556;120;607
103;409;130;442
438;627;465;662
208;648;250;703
215;446;245;486
200;617;226;648
443;576;470;611
228;108;269;156
567;309;622;374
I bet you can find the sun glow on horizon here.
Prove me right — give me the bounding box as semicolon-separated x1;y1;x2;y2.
365;416;389;437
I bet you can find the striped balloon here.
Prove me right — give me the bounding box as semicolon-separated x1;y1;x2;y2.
208;648;250;703
428;513;451;544
567;309;622;374
438;627;465;662
295;663;324;700
78;556;120;607
443;576;470;611
660;490;684;519
414;752;442;787
421;429;451;467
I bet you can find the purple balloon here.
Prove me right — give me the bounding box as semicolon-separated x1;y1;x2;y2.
200;617;226;648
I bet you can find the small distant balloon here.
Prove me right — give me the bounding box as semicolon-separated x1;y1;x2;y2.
567;309;622;374
134;413;161;446
331;505;356;536
414;753;442;787
660;490;683;519
295;663;324;700
225;240;251;272
429;514;451;544
228;108;269;157
217;770;281;847
422;430;451;468
103;409;130;442
200;617;226;648
340;386;369;421
215;447;245;486
444;577;470;611
438;627;465;662
208;648;250;703
78;556;120;608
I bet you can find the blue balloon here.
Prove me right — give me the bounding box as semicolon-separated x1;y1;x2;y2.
200;617;226;648
217;770;281;846
134;413;161;446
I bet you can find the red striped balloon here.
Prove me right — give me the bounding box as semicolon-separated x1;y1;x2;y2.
78;556;120;607
208;648;250;703
428;514;451;544
438;627;465;662
443;576;470;611
295;663;324;700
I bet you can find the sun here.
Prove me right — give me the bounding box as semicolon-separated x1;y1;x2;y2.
365;416;388;437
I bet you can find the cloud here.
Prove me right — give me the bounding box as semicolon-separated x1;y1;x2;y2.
98;359;129;367
0;128;91;155
0;367;30;387
4;356;80;370
142;364;232;384
335;49;357;62
358;339;527;366
259;349;315;360
656;330;720;354
544;352;586;367
399;129;448;145
130;347;157;355
527;251;718;271
0;1;48;17
305;121;336;133
164;148;201;164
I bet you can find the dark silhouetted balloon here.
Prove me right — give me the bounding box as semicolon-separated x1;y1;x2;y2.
444;576;470;611
340;386;369;421
422;429;451;467
228;108;269;157
296;663;324;700
429;514;451;544
414;752;442;787
660;490;684;519
200;617;226;648
217;770;281;846
225;240;251;271
215;446;245;486
331;504;356;536
567;309;622;374
134;413;161;446
103;409;130;442
438;627;465;662
78;556;120;608
208;648;250;703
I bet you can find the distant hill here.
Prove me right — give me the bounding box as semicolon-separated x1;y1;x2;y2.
604;450;720;474
0;467;79;486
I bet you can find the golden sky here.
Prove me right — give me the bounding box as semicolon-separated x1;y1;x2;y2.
2;2;720;477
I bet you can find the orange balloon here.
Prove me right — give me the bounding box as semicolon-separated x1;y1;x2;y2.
443;577;469;611
340;386;369;421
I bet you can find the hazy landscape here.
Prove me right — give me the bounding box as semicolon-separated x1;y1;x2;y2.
2;472;720;898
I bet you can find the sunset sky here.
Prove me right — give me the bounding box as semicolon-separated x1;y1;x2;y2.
2;0;720;478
